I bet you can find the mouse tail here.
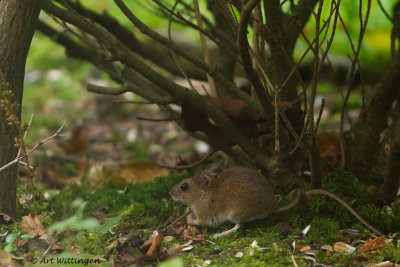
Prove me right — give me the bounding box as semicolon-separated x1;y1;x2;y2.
304;189;384;236
275;197;300;212
275;189;384;236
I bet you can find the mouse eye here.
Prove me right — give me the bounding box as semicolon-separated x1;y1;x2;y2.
180;182;188;191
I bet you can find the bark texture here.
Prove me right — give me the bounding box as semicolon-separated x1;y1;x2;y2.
0;0;42;218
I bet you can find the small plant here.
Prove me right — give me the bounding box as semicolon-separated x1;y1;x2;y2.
3;232;30;253
48;198;100;235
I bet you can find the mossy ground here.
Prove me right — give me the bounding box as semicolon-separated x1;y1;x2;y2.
3;171;400;266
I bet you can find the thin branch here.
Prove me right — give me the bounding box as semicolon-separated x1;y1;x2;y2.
156;151;214;169
87;83;128;95
151;0;226;49
113;100;153;105
0;122;66;172
314;98;325;135
162;210;191;230
193;0;216;95
44;0;273;171
136;116;180;122
168;0;196;92
112;0;261;114
377;0;393;23
339;0;371;170
238;0;273;118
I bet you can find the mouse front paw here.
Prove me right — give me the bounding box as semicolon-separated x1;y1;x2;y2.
213;233;223;239
186;213;200;225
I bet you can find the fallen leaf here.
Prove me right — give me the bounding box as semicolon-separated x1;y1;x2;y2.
359;236;388;259
295;244;312;252
0;248;19;267
135;234;164;262
371;261;394;267
106;236;128;251
91;161;169;185
334;242;356;255
184;236;213;245
321;245;333;252
19;214;46;238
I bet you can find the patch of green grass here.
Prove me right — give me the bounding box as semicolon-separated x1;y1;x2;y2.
49;173;189;225
11;170;400;266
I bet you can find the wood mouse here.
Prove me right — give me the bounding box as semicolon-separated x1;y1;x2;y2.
169;166;383;238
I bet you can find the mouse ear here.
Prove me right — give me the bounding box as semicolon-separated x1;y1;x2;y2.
205;163;223;176
194;169;218;191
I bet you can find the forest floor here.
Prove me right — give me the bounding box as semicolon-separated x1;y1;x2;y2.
1;69;399;266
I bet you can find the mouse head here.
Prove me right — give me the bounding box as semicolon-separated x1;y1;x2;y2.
169;166;222;205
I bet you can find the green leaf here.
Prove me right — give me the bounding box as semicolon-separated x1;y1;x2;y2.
20;234;31;240
158;257;184;267
95;208;131;234
4;243;14;253
5;233;16;244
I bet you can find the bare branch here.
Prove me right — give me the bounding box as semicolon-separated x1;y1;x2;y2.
112;0;261;113
0;122;66;172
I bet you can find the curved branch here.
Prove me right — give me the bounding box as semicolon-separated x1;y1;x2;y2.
59;0;206;80
112;0;262;115
44;0;274;171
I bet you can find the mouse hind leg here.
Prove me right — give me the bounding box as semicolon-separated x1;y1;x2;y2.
213;223;241;239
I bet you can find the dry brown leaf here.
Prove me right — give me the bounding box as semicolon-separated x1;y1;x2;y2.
133;234;164;262
140;234;164;257
185;236;212;245
359;236;388;259
0;248;19;267
92;161;169;185
19;214;46;238
334;242;356;254
295;244;311;252
106;236;128;251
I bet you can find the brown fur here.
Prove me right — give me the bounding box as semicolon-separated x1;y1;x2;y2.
169;167;278;227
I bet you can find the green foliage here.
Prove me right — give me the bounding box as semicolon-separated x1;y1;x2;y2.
158;257;184;267
50;173;189;226
48;198;100;234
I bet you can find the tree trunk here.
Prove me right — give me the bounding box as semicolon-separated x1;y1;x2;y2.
0;0;42;218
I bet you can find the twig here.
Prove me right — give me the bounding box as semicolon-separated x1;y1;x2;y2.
193;0;216;96
168;0;196;92
338;0;371;170
162;210;191;231
238;0;273;117
274;88;280;153
377;0;393;23
291;255;299;267
113;100;152;105
136;116;180;122
156;151;214;170
112;0;260;114
17;114;34;159
314;98;325;135
0;122;66;172
151;0;226;50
